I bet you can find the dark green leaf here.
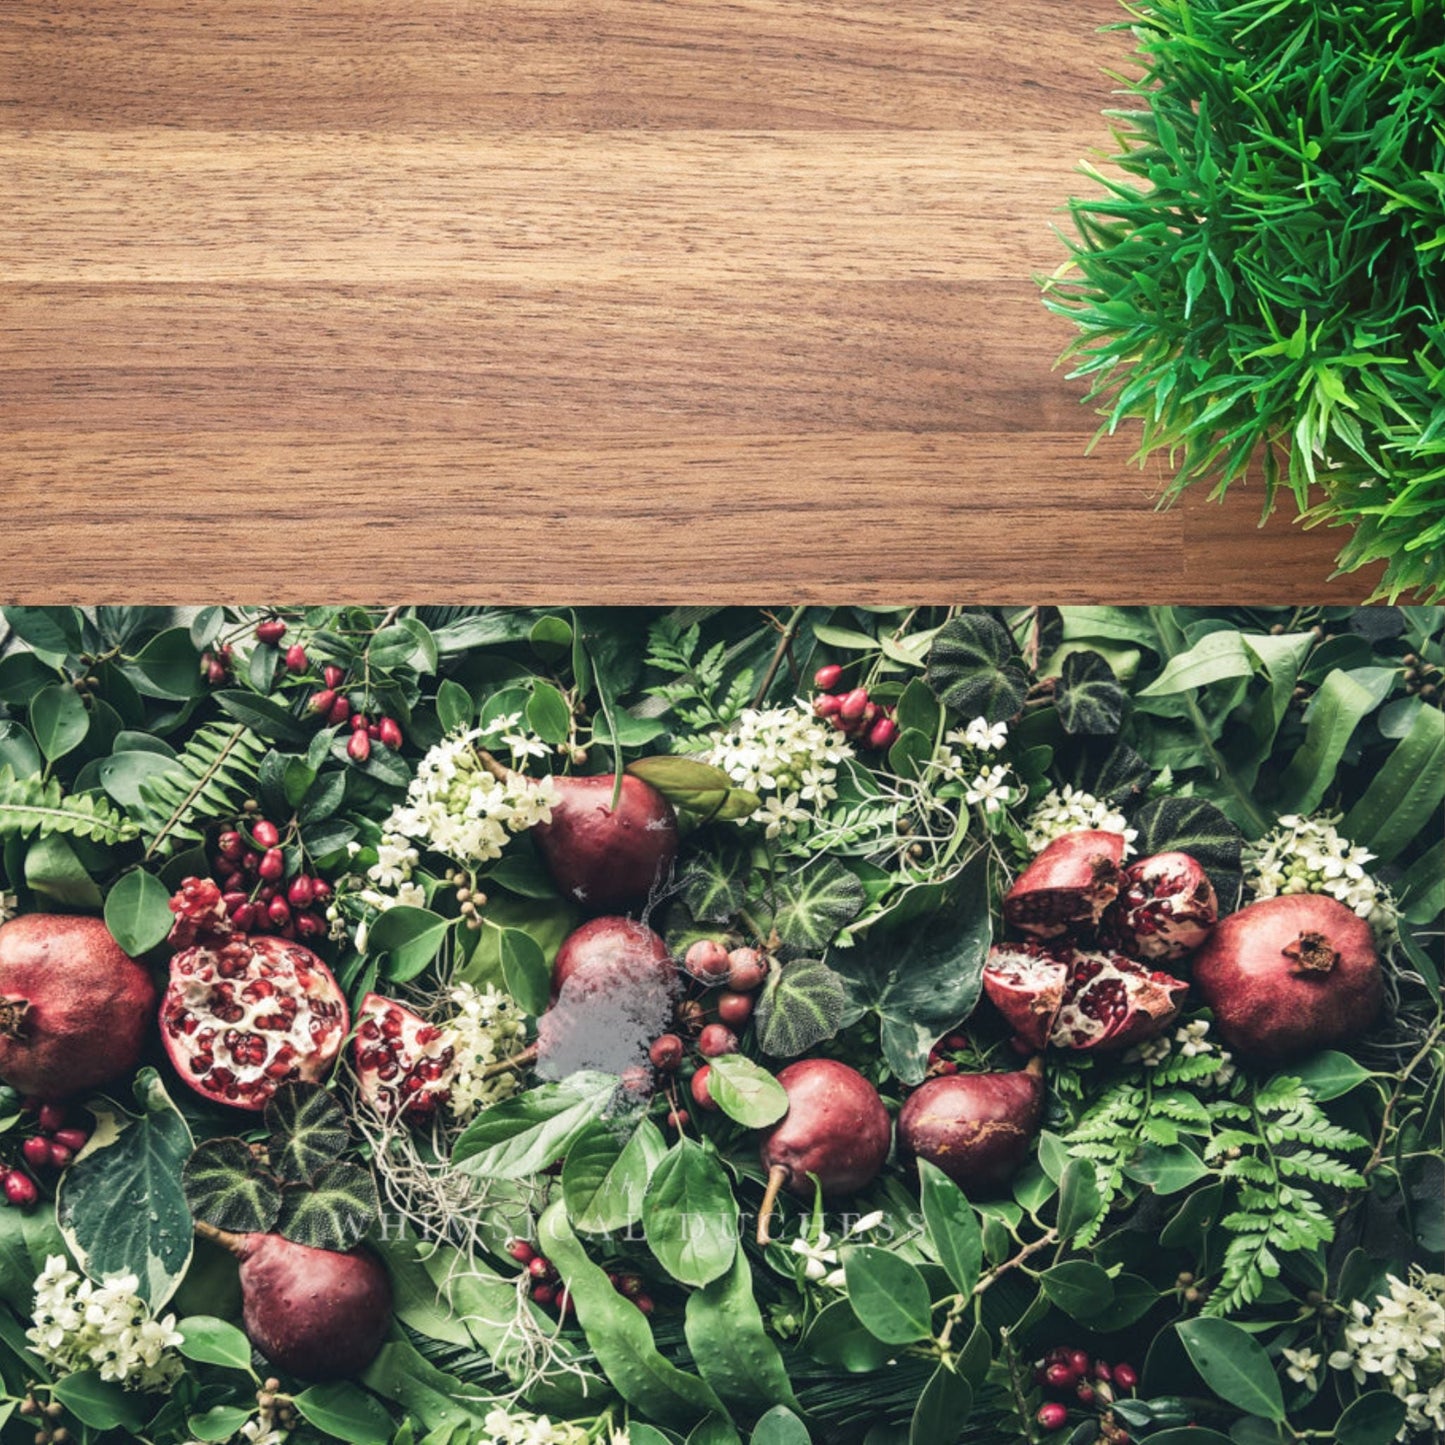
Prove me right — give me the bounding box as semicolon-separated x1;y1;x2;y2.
842;1246;933;1344
911;1363;972;1445
292;1383;394;1445
1056;650;1126;735
1040;1261;1114;1321
3;605;83;655
181;1138;282;1235
1175;1318;1285;1421
177;1315;256;1372
919;1160;982;1298
1130;796;1242;904
500;927;551;1016
526;682;572;745
765;860;866;954
52;1371;146;1431
752;1407;811;1445
453;1072;617;1179
366;906;452;982
24;832;102;908
265;1082;351;1184
276;1160;379;1250
30;684;89;761
103;868;174;956
561;1119;666;1233
1291;1051;1372;1101
754;956;850;1059
925;614;1028;723
436;678;473;733
1336;1391;1408;1445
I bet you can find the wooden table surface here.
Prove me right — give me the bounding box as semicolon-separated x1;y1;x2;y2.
0;0;1382;603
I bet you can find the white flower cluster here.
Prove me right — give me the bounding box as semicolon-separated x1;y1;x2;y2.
705;703;853;839
1329;1268;1445;1438
445;982;530;1120
789;1210;886;1290
482;1406;593;1444
931;718;1014;803
1022;784;1137;856
1131;1018;1236;1088
1246;813;1398;939
27;1255;183;1392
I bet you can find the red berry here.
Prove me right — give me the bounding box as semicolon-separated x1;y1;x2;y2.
716;991;754;1027
946;1033;970;1051
1045;1362;1075;1389
348;730;371;763
258;847;285;881
1068;1349;1090;1376
528;1255;555;1281
252;820;280;849
839;687;869;720
328;694;352;726
697;1024;737;1058
666;1109;689;1130
284;643;308;673
648;1034;684;1071
867;717;900;751
351;712;370;732
1113;1363;1138;1391
46;1142;72;1169
814;663;843;690
633;1293;655;1315
295;910;326;939
936;1060;959;1075
691;1065;717;1111
311;878;333;904
217;830;245;860
323;664;345;689
1076;1382;1095;1405
684;940;732;983
22;1137;51;1169
256;618;287;645
1036;1403;1067;1431
37;1103;66;1134
726;948;768;992
231;902;258;931
507;1238;536;1264
367;723;381;741
205;658;228;685
556;1287;573;1317
813;693;842;718
378;717;404;750
1093;1361;1112;1383
2;1171;38;1208
531;1282;555;1307
52;1128;88;1152
267;896;291;928
287;876;315;908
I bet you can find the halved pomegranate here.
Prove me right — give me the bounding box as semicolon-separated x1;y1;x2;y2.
353;993;457;1120
161;934;350;1110
1004;830;1126;938
1104;851;1218;961
984;943;1185;1053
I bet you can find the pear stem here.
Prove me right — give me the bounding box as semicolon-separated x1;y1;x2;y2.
194;1219;247;1258
755;1163;791;1246
474;748;514;785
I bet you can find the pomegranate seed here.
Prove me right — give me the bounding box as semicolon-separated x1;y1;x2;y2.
309;688;337;715
323;664;345;689
258;848;285;881
47;1142;72;1169
839;687;869;720
252;820;280;849
328;694;352;726
348;730;371;763
217;830;244;860
267;897;291;928
37;1104;66;1134
813;693;842;718
814;663;843;690
2;1171;38;1208
256;618;287;645
21;1137;51;1169
284;643;308;673
378;717;403;749
288;876;315;908
52;1128;88;1153
867;717;900;751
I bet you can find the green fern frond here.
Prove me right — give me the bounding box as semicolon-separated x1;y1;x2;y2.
129;723;268;859
0;766;139;846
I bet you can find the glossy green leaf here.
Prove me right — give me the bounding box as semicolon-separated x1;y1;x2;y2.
29;684;89;761
643;1138;738;1288
842;1245;933;1344
918;1160;982;1298
103;867;174;955
706;1053;789;1128
1175;1317;1285;1421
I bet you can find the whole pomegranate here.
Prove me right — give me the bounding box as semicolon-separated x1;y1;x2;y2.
985;943;1186;1052
0;915;158;1099
1004;830;1126;939
1104;851;1218;961
161;934;349;1110
353;993;457;1120
1191;895;1382;1064
756;1059;892;1243
197;1223;390;1380
898;1057;1044;1193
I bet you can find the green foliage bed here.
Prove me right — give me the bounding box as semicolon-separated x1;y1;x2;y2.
0;604;1439;1445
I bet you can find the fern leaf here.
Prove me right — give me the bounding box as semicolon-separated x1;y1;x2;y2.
131;724;267;859
0;767;138;845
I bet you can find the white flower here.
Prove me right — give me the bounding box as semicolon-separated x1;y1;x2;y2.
1245;813;1398;941
705;703;853;838
1022;785;1137;856
964;764;1014;814
846;1210;885;1237
482;1406;589;1444
791;1230;840;1283
1283;1345;1321;1392
1129;1034;1173;1067
963;717;1009;752
26;1256;183;1392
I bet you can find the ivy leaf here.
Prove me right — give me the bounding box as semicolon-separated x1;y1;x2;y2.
276;1161;380;1251
827;857;991;1084
705;1054;789;1128
925;614;1028;723
754;957;851;1059
56;1069;195;1307
181;1138;282;1235
1130;796;1243;910
1055;650;1126;735
763;860;866;955
265;1083;351;1185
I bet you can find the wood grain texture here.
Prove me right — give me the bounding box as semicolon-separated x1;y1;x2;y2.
0;0;1382;602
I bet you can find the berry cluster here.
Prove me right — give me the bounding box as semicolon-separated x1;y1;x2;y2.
2;1103;90;1211
307;662;404;764
507;1239;655;1319
670;940;774;1123
210;818;332;939
199;643;235;686
1033;1348;1139;1438
810;665;899;751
